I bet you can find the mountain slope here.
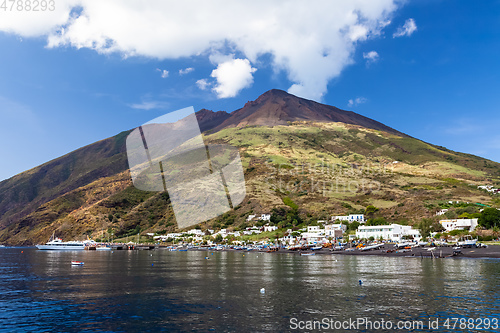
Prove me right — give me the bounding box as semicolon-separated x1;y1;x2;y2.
0;130;131;229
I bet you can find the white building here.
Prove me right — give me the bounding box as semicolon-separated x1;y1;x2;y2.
258;214;271;221
300;226;325;244
478;185;499;193
356;224;421;242
247;213;271;222
324;224;346;238
263;224;278;232
280;234;299;245
439;218;478;232
435;209;448;216
186;229;205;236
332;214;365;223
243;226;262;235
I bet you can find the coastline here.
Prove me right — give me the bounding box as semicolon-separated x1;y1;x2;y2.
9;244;500;259
189;244;500;259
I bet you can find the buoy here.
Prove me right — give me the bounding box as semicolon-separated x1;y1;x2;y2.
243;254;245;256
211;253;214;255
152;263;154;266
21;251;23;253
359;280;363;285
260;288;265;294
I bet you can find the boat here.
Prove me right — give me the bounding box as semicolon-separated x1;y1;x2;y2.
457;236;477;248
300;252;315;256
71;261;84;266
360;243;384;251
36;233;93;250
96;246;111;251
311;246;323;251
394;241;411;249
434;240;450;247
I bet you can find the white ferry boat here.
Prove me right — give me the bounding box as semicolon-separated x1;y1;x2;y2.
36;234;94;250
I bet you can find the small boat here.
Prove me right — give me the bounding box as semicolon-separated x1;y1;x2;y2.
71;261;84;266
300;252;315;256
311;246;323;251
457;236;477;248
360;243;384;251
96;246;111;251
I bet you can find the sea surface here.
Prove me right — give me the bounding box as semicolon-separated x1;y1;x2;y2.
0;247;499;332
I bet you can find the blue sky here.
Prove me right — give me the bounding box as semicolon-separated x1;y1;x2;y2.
0;0;499;181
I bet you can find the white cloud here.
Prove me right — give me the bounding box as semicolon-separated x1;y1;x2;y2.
393;18;417;38
363;51;379;64
196;79;210;91
210;58;257;98
156;68;169;78
179;67;194;75
0;0;403;101
348;97;368;107
129;100;169;110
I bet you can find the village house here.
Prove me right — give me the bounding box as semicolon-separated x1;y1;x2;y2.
435;209;448;216
301;226;325;244
263;224;278;232
246;213;272;222
355;224;421;242
324;223;346;239
439;218;478;232
332;214;366;223
243;226;262;235
478;185;500;193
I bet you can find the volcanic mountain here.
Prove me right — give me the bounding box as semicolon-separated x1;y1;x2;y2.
0;89;499;245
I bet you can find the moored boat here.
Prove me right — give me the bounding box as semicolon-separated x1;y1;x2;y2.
71;261;84;266
36;233;94;250
457;235;477;248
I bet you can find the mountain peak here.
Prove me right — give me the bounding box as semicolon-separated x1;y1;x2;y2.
210;89;406;136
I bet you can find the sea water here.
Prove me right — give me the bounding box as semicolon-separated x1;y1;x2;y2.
0;248;498;332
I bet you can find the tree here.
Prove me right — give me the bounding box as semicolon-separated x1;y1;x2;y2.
213;234;223;243
478;208;500;229
365;205;379;217
417;218;434;238
347;221;360;232
366;217;386;226
431;221;445;233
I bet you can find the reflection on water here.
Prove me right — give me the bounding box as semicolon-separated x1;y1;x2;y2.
0;248;498;332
